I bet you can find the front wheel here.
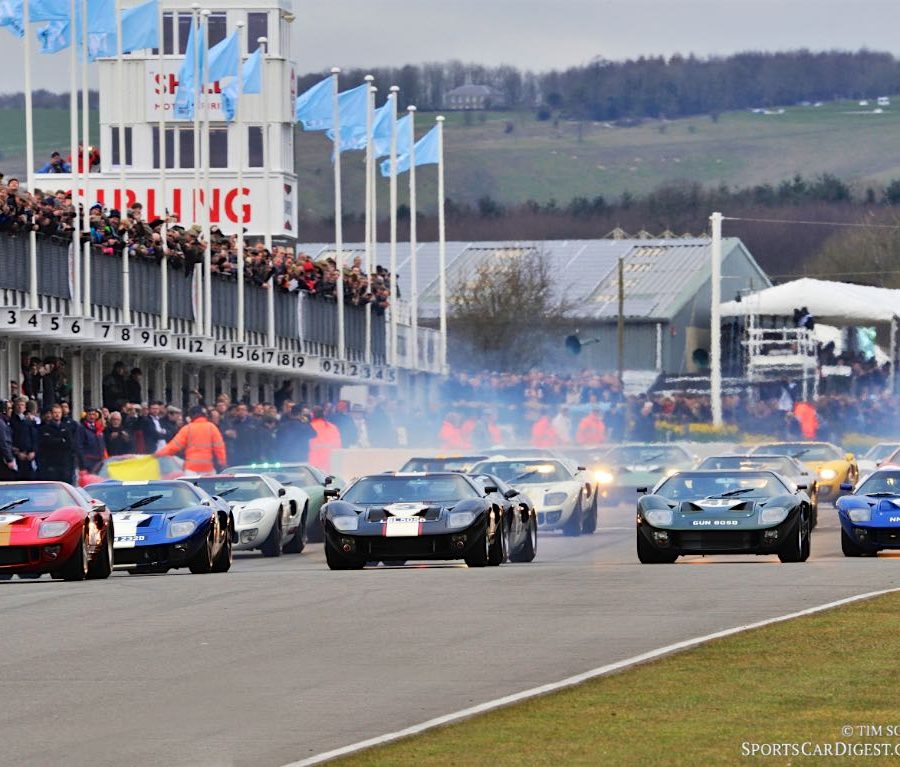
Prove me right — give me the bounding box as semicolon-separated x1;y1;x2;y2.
487;513;507;566
509;512;537;563
582;491;598;535
562;496;583;537
87;524;114;579
59;527;89;581
636;530;677;564
282;507;308;554
778;513;810;563
324;539;364;570
464;527;491;568
211;519;233;572
841;527;867;557
188;524;216;574
260;516;284;558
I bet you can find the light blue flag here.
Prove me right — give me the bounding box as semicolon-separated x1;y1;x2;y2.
220;47;262;121
174;17;205;120
28;0;67;22
378;114;414;177
84;0;115;58
331;100;393;156
323;83;369;143
0;0;24;37
207;29;237;81
382;124;440;176
294;75;332;129
120;0;157;52
37;17;67;52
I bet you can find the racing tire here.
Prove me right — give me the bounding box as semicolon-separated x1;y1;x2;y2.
59;526;90;581
211;520;233;572
509;512;537;563
282;506;308;554
260;516;284;558
582;491;598;535
188;524;216;574
87;525;114;580
487;513;507;566
562;496;584;537
778;512;810;563
464;528;491;568
840;528;867;557
636;530;677;564
324;539;365;570
306;512;324;544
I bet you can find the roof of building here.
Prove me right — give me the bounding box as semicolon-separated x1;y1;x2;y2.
445;84;497;97
298;237;769;322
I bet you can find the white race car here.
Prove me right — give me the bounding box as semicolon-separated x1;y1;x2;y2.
471;457;597;536
188;474;311;556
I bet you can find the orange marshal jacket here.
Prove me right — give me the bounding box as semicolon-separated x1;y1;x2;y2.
156;416;227;474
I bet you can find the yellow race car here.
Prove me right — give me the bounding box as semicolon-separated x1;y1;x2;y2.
749;442;858;505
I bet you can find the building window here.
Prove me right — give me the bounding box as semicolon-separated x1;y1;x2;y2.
177;13;192;54
209;128;228;168
110;126;133;166
152;126;176;169
179;129;194;168
207;12;227;47
247;12;268;50
248;126;263;167
158;11;173;55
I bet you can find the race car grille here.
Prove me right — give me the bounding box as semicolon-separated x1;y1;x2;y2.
367;507;442;522
114;545;171;565
871;528;900;546
0;547;35;565
363;537;442;557
672;531;757;551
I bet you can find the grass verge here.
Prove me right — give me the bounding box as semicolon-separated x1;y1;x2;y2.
332;591;900;766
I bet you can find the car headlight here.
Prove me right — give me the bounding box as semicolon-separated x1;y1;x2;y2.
848;507;872;523
594;470;614;485
544;492;569;506
759;507;789;526
38;521;69;538
818;468;837;481
169;520;197;538
331;516;359;532
239;509;264;525
448;511;477;529
644;509;673;527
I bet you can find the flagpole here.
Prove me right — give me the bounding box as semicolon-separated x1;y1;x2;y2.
68;0;81;312
259;35;274;348
116;0;130;323
332;66;345;360
190;2;202;334
363;74;374;365
370;88;378;363
158;0;169;329
388;85;398;367
436;115;447;373
407;105;418;370
80;0;91;315
23;4;38;309
235;21;246;344
201;8;212;339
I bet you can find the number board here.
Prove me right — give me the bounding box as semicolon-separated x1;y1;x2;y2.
2;308;40;331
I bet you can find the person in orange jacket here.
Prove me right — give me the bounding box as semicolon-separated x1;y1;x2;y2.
793;401;818;440
308;407;342;471
531;413;560;448
438;413;469;450
575;409;607;446
156;405;226;475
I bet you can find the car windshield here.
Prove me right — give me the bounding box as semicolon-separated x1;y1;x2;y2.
472;461;572;483
856;472;900;495
88;483;200;512
753;443;842;461
193;477;274;502
698;456;795;475
602;446;690;466
0;484;79;513
400;457;486;472
863;444;900;461
655;472;788;500
227;464;318;486
341;475;479;504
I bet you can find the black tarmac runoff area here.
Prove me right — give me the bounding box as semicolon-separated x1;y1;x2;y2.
3;504;899;767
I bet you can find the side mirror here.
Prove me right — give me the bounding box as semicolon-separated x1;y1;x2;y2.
503;488;518;499
483;485;499;495
636;487;648;495
845;453;855;462
577;466;587;472
839;482;853;492
278;487;286;497
323;487;340;499
324;475;334;486
796;484;807;491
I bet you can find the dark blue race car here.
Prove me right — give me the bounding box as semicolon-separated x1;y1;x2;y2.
86;480;233;574
836;469;900;557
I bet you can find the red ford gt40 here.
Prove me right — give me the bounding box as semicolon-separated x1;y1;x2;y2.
0;482;114;581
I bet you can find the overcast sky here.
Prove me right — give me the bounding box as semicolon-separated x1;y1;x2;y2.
4;0;900;91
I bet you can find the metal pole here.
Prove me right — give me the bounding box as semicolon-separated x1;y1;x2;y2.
190;3;201;334
363;75;374;364
436;115;447;373
388;86;398;366
891;316;898;395
259;36;275;348
69;0;81;312
158;2;169;329
332;67;345;359
81;0;91;315
201;9;212;338
235;22;246;343
710;211;724;427
617;256;625;384
116;0;130;323
408;105;417;369
23;7;38;309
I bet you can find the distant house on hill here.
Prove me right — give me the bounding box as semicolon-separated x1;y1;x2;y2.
444;84;505;111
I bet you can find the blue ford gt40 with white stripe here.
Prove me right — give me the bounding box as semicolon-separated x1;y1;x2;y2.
836;469;900;556
85;480;233;574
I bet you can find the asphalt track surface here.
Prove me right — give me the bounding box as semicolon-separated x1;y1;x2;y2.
3;505;900;767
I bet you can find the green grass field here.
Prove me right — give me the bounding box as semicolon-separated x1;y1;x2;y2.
6;98;900;216
331;590;900;767
0;108;99;178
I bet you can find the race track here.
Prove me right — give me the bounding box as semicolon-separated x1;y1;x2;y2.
3;505;899;767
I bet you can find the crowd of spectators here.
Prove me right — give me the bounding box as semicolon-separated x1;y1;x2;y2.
1;165;393;310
